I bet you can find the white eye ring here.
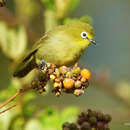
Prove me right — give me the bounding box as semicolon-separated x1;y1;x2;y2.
81;32;88;39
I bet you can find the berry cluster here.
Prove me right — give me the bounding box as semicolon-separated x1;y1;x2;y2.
31;63;90;96
62;109;112;130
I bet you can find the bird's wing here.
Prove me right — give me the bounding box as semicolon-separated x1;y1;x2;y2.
13;33;49;77
22;25;65;63
22;49;38;62
23;33;49;63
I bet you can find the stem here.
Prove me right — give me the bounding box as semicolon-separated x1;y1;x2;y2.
0;86;33;114
44;9;58;32
0;92;19;109
0;104;17;115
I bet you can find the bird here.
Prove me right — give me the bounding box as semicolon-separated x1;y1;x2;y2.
13;22;96;78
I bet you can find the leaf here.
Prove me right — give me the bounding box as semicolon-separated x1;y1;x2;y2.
38;107;60;130
67;0;80;13
16;27;27;57
0;22;8;53
7;26;27;59
55;0;80;19
25;119;43;130
0;22;27;59
22;93;37;118
0;83;18;102
60;106;79;123
0;110;13;130
37;106;79;130
40;0;55;10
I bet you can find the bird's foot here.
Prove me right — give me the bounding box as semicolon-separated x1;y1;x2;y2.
40;60;46;70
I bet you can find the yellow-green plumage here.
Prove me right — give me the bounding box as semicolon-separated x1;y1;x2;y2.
13;22;94;77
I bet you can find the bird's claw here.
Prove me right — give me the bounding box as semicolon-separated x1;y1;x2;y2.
40;60;46;70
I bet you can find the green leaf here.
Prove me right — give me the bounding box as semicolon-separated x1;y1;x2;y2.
38;107;60;130
0;83;18;102
0;22;27;59
40;0;55;10
0;22;8;53
0;110;13;130
7;26;27;59
67;0;80;13
22;93;37;118
60;106;79;123
25;119;43;130
37;106;79;130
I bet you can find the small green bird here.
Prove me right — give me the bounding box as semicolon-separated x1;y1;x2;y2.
13;22;96;78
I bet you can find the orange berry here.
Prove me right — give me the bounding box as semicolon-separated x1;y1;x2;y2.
81;69;91;80
63;78;74;89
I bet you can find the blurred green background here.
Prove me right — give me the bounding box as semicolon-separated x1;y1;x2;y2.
0;0;130;130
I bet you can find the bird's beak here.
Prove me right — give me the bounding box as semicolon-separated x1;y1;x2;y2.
87;37;96;45
90;39;96;45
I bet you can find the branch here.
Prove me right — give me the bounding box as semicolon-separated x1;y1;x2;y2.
0;104;17;115
0;86;33;114
0;63;91;114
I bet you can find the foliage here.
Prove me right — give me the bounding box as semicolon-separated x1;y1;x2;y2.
0;22;27;59
0;85;79;130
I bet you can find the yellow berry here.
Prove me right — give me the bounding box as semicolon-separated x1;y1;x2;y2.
63;78;74;89
59;66;69;74
53;82;60;88
66;71;73;78
75;80;81;88
81;69;91;80
74;89;84;96
72;67;81;74
50;74;56;80
55;68;60;77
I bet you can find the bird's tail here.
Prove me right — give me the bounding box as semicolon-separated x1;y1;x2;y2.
13;57;37;78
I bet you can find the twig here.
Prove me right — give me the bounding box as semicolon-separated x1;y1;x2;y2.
0;92;19;109
0;104;17;115
0;86;33;114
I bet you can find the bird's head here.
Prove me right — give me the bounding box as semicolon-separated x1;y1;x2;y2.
65;22;96;49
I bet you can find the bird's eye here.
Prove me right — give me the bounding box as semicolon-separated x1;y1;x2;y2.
81;32;88;39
